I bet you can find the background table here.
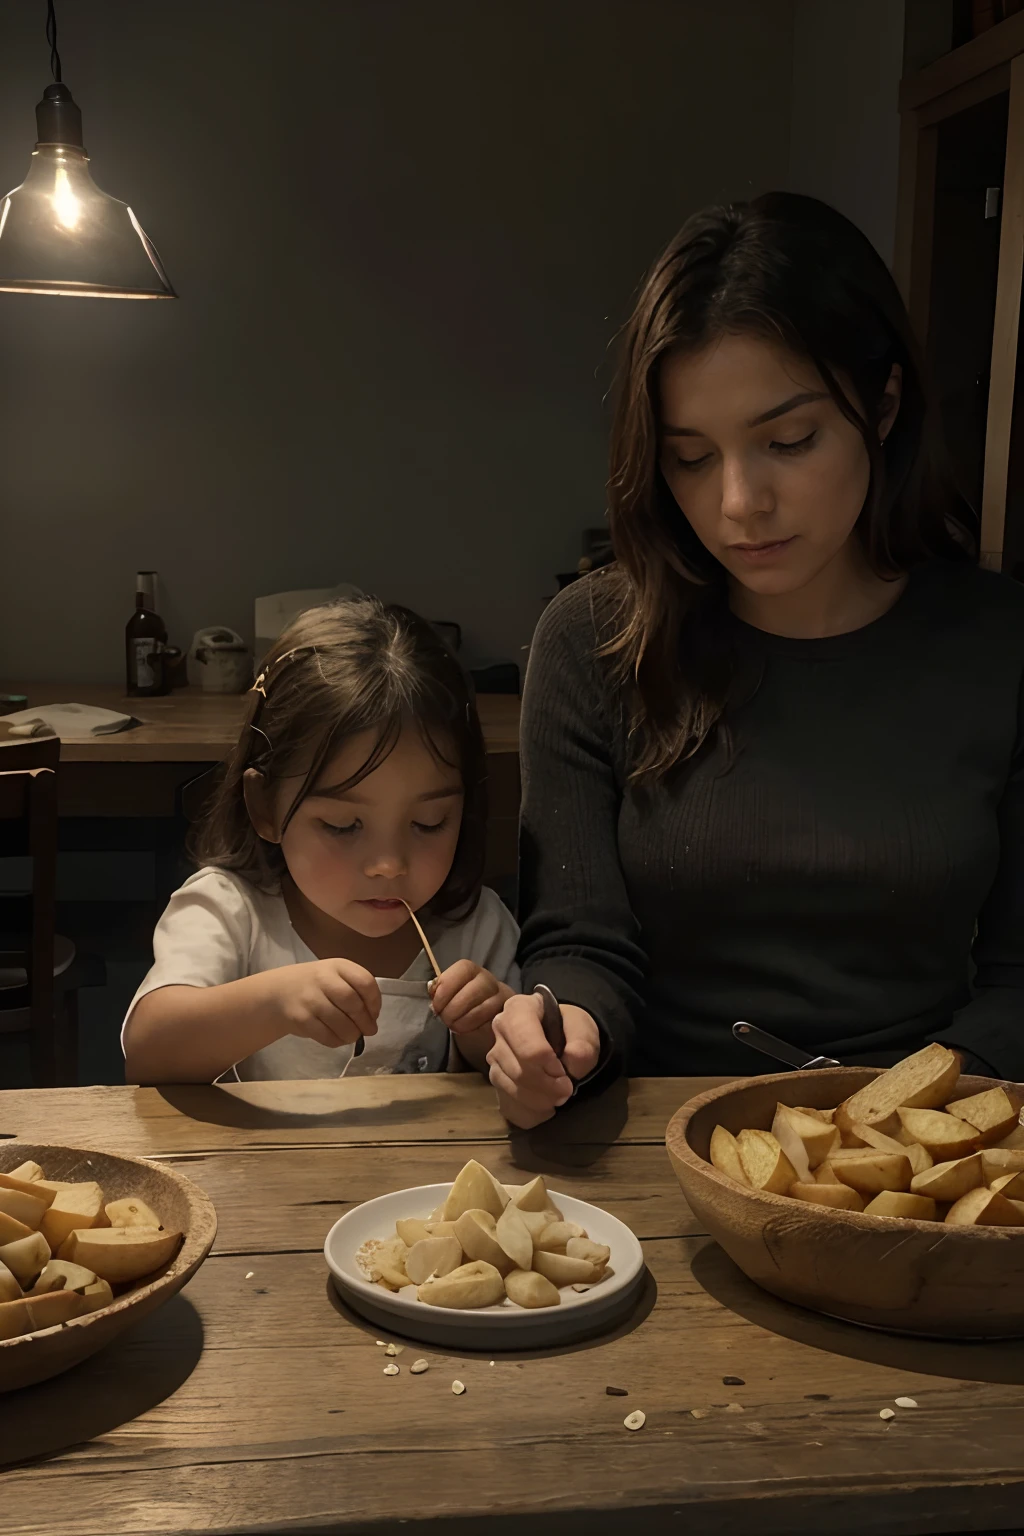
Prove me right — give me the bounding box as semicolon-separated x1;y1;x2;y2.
0;684;520;801
2;1076;1023;1535
0;686;522;891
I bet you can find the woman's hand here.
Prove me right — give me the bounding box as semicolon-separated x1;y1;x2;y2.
430;962;513;1036
258;959;381;1050
486;993;601;1128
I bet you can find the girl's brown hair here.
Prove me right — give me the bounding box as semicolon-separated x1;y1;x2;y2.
190;597;487;916
604;190;976;782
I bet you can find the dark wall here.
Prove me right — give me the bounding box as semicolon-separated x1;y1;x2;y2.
0;1;794;679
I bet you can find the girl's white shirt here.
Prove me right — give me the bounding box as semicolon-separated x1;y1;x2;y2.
122;867;521;1081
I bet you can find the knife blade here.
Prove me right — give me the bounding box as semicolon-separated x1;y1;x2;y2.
732;1020;841;1070
534;983;566;1057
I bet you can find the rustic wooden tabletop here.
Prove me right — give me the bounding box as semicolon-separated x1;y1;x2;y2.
1;1075;1023;1536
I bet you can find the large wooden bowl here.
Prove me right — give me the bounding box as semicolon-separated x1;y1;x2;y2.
667;1068;1024;1339
0;1142;217;1392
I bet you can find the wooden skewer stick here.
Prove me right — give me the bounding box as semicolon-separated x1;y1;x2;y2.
402;899;442;981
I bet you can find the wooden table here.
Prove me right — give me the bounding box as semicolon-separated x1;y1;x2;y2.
0;687;522;880
2;1076;1023;1536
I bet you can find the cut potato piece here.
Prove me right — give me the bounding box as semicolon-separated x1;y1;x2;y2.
790;1181;864;1212
31;1259;98;1295
7;1161;43;1183
534;1221;585;1254
532;1250;601;1287
418;1259;505;1310
566;1236;611;1269
779;1105;835;1161
990;1170;1024;1200
769;1107;812;1183
831;1150;912;1195
517;1208;559;1239
28;1265;67;1295
0;1210;33;1246
709;1126;750;1186
505;1267;561;1309
945;1187;1024;1227
0;1172;57;1209
911;1152;984;1202
454;1209;513;1275
0;1231;50;1287
365;1237;408;1291
61;1226;182;1285
105;1197;164;1230
442;1161;507;1222
403;1234;463;1286
844;1123;933;1177
495;1202;533;1271
793;1105;830;1123
0;1288;84;1339
513;1176;554;1213
0;1258;22;1302
982;1147;1024;1182
423;1219;458;1239
40;1183;107;1252
79;1278;114;1314
834;1043;961;1136
896;1108;980;1160
862;1191;938;1221
814;1161;844;1185
946;1086;1023;1147
995;1122;1024;1149
736;1129;797;1195
0;1187;48;1231
0;1297;34;1341
395;1218;432;1248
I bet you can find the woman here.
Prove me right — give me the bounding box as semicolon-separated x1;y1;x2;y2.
487;191;1024;1129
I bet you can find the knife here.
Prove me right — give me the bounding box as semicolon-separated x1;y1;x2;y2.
732;1021;841;1071
352;977;434;1058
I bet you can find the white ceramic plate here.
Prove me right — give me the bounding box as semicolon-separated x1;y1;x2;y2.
324;1183;646;1350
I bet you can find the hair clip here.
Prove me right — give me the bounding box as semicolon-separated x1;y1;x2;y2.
250;645;317;701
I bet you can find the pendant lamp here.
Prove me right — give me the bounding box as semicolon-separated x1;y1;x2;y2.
0;0;175;299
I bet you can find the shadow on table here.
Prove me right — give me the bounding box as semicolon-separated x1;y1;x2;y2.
691;1241;1024;1385
0;1294;204;1468
155;1083;471;1133
507;1079;631;1173
326;1265;657;1362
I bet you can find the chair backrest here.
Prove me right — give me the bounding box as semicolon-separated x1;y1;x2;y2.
0;735;59;1058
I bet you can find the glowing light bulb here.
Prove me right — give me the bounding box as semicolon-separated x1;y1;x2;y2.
51;164;80;230
0;84;174;299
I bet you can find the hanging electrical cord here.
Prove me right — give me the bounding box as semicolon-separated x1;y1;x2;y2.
45;0;62;85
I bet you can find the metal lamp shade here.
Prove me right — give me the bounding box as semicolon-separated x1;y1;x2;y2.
0;85;175;300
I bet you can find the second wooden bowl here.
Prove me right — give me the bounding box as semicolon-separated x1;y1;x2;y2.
667;1068;1024;1339
0;1142;217;1392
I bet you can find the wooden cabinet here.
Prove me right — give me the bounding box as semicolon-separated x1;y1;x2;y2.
896;17;1024;570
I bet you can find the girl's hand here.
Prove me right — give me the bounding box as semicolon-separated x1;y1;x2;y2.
430;962;512;1037
260;959;381;1050
486;994;601;1129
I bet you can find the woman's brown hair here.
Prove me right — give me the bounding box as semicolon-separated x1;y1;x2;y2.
605;190;976;781
190;597;487;917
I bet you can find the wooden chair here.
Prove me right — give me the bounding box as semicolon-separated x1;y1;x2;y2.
0;735;105;1085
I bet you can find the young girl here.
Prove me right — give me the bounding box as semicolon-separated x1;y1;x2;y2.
122;598;520;1084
